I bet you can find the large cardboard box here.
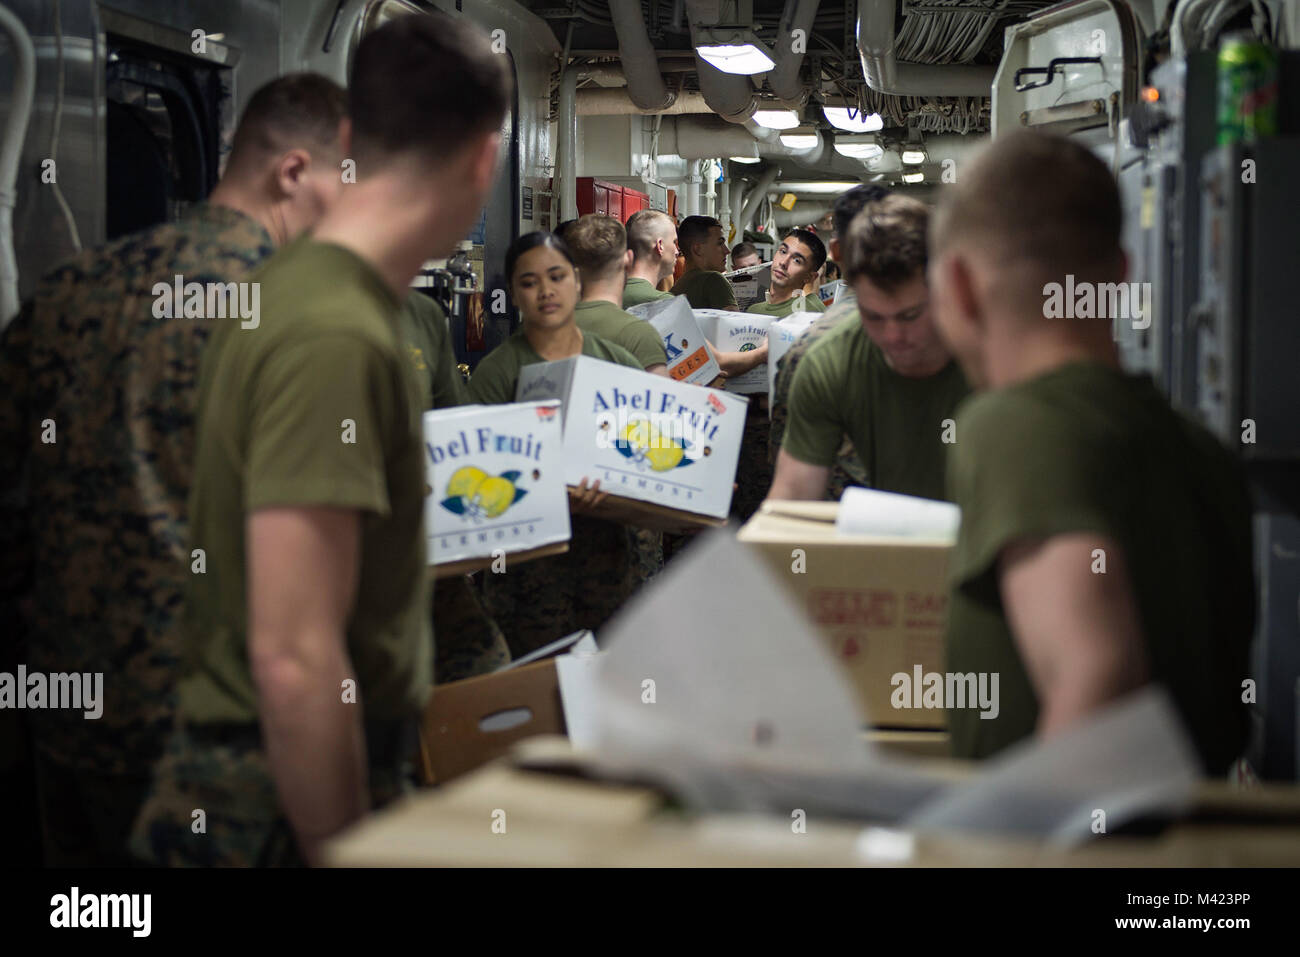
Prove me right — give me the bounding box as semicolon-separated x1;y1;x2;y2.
737;501;952;729
516;356;748;525
767;310;821;396
695;310;773;394
625;295;721;386
422;401;570;574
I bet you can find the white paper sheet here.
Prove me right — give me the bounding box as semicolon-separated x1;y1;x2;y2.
835;486;961;541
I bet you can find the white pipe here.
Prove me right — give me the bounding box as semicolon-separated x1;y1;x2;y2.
702;160;717;218
557;68;578;222
767;0;822;102
609;0;674;110
738;165;780;234
577;88;714;115
857;0;996;97
717;160;731;235
0;3;36;325
686;0;757;123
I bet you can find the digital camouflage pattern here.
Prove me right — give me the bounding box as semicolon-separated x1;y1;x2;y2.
0;204;274;777
731;401;773;523
767;295;869;499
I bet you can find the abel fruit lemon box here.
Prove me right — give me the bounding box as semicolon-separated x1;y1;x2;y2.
422;401;570;566
516;356;747;520
625;295;721;386
695;310;773;394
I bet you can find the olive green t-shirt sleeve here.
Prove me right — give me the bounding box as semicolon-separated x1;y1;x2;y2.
948;392;1123;589
425;300;469;409
596;339;644;370
624;320;669;369
466;345;520;405
704;272;738;309
808;296;828;312
246;334;401;516
781;347;846;467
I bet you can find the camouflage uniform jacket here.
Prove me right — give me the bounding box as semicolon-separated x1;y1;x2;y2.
0;205;274;775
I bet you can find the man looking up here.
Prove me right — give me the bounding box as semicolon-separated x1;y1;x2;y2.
747;228;828;318
928;131;1253;771
623;209;678;308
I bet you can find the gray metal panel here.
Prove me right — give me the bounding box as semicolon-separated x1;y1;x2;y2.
1252;513;1300;780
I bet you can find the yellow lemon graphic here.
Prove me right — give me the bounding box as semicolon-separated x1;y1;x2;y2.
472;475;516;518
620;421;684;472
644;442;684;472
446;466;488;500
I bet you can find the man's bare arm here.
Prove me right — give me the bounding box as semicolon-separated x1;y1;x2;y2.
998;533;1149;738
248;506;368;865
765;448;832;503
709;339;768;377
645;363;669;377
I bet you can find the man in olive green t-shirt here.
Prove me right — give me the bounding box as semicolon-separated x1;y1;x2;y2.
623;209;676;308
133;15;513;867
397;292;468;410
929;131;1253;774
746;228;828;319
561;214;667;374
768;196;970;503
670;215;739;310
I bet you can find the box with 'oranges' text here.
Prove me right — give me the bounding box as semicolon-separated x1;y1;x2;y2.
625;295;721;386
422;401;571;570
515;356;747;526
738;501;951;729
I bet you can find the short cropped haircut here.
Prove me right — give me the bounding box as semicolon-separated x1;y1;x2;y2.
931;131;1122;278
563;214;627;281
226;73;347;170
626;209;674;260
678;215;722;258
782;228;827;273
349;13;510;169
842;194;930;291
731;241;757;261
833;184;890;242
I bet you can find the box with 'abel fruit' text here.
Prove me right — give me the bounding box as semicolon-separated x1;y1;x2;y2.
695;310;773;394
625;295;721;387
422;401;571;574
515;356;748;529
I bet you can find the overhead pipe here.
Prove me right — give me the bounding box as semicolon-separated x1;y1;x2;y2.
609;0;675;110
686;0;758;123
0;4;36;325
556;67;579;222
857;1;996;98
767;0;822;102
738;164;781;235
577;88;714;115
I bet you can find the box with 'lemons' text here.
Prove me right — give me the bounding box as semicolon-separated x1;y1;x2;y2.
515;356;748;524
422;401;571;569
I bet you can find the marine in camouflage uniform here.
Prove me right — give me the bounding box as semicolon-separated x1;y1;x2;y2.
768;293;870;500
0;204;274;865
399;291;513;681
730;400;774;523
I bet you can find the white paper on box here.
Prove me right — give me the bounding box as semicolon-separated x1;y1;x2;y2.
766;310;821;396
421;401;571;565
706;312;773;394
516;356;748;520
835;486;961;541
625;295;721;386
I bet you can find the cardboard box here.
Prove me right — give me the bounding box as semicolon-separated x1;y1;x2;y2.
737;501;952;729
516;356;748;522
767;310;821;396
417;659;566;785
422;401;571;571
625;295;722;386
695;310;773;394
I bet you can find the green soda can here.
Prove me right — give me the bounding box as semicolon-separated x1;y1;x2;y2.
1216;32;1279;144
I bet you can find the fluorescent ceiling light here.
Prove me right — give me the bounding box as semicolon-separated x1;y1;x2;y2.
696;42;775;75
901;149;926;165
729;155;761;164
823;106;883;133
752;109;800;130
774;180;862;194
834;135;883;160
902;171;925;184
779;133;820;149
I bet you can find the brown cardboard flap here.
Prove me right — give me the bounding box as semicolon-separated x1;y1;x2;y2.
418;659;566;786
429;540;570;579
573;487;728;534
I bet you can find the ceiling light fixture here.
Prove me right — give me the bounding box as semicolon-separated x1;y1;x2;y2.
834;134;884;160
729;155;761;164
902;171;925;184
901;149;927;165
752;109;800;130
823;106;884;133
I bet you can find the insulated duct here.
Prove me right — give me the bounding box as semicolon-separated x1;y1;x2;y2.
577;88;714;115
609;0;675;110
557;68;578;221
857;1;996;98
738;164;781;235
767;0;822;102
0;4;36;325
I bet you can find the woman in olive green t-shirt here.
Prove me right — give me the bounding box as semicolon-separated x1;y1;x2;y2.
467;231;643;657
